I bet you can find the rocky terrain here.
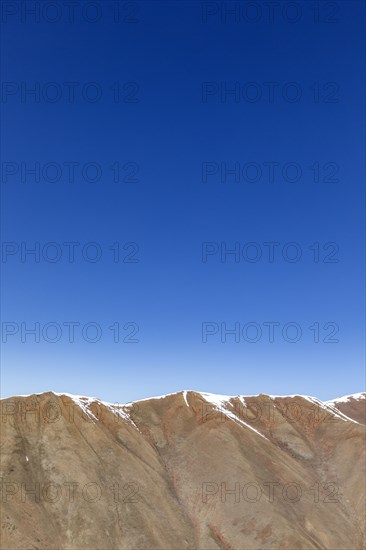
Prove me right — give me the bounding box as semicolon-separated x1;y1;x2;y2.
0;390;365;549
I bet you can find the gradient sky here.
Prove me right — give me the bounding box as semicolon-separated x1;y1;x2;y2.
1;0;365;403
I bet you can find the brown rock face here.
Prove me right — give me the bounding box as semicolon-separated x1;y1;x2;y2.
0;391;365;549
326;393;366;425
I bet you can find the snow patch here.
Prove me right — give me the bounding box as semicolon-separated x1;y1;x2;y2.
326;392;366;404
182;391;189;406
52;393;141;431
54;394;99;423
201;393;269;440
303;396;362;425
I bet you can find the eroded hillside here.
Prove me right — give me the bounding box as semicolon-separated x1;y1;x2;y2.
0;391;365;549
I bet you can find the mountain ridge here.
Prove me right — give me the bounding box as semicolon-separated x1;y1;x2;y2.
1;388;365;406
1;390;365;549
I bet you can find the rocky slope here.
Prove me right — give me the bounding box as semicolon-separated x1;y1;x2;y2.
0;390;365;549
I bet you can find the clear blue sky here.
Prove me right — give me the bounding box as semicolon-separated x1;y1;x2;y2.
1;1;365;402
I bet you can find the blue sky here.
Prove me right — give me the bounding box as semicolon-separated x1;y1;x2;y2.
1;0;365;402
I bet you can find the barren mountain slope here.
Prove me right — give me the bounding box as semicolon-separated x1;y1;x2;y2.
0;391;365;549
326;393;366;424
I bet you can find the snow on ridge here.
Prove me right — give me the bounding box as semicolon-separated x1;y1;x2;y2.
56;393;143;430
54;393;99;423
303;395;361;425
182;391;189;406
1;389;365;408
201;392;269;440
199;392;233;405
1;390;363;429
325;392;366;404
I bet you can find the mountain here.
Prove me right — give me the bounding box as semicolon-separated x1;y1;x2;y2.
1;390;365;549
326;392;366;425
